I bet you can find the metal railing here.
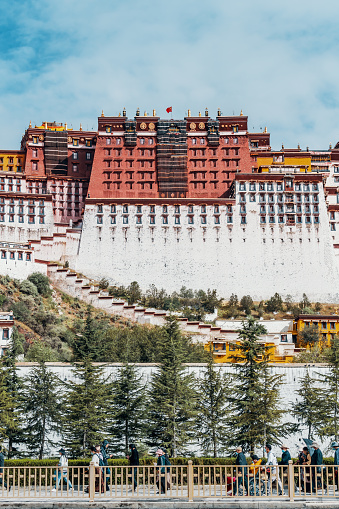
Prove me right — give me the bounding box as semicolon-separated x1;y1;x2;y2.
0;461;338;501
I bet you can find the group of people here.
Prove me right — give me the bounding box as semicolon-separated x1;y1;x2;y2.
234;441;339;496
234;444;289;496
53;442;171;494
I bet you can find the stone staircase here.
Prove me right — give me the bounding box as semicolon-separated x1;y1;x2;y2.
46;263;223;342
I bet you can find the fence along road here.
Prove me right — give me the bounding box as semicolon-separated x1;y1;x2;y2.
0;461;338;502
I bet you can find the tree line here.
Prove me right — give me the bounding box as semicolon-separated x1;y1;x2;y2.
1;316;339;460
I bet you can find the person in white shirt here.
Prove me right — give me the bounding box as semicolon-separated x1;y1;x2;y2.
52;448;72;491
264;445;283;495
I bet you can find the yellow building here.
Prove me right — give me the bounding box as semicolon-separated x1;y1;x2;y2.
203;319;296;363
0;150;25;173
294;314;339;347
256;148;312;173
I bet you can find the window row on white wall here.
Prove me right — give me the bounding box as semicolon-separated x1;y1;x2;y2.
238;194;319;203
237;182;319;192
96;214;230;225
1;251;32;260
96;204;233;214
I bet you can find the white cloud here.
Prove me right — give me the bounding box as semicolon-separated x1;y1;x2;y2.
1;0;339;149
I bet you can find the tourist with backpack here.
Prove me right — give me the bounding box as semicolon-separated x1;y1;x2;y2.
101;440;112;491
52;448;72;491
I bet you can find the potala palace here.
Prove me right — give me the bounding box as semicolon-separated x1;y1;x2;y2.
1;109;339;301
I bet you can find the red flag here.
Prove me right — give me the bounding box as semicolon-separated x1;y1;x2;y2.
166;107;172;113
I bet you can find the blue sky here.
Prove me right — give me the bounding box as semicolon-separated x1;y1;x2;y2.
1;0;339;150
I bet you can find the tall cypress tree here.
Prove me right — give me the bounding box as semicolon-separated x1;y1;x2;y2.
197;348;230;457
292;370;326;440
317;334;339;440
3;327;24;457
0;360;12;443
109;363;146;455
146;316;198;457
21;361;60;459
229;317;287;451
63;358;111;457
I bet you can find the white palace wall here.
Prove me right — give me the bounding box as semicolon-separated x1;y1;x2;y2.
75;178;339;301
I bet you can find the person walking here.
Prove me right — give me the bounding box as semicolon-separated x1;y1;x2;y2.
311;442;323;493
127;444;139;491
279;445;291;465
0;446;9;491
52;448;72;491
264;445;283;495
233;446;248;496
162;448;172;489
91;445;104;493
101;440;112;491
332;442;339;490
156;448;166;494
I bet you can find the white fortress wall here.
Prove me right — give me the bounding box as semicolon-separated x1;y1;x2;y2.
76;178;339;301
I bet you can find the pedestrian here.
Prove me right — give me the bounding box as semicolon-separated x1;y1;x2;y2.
127;444;139;491
91;445;104;493
101;440;112;491
52;448;72;491
279;445;291;465
263;444;283;495
311;442;323;493
162;447;172;489
249;455;262;477
0;446;9;491
156;448;166;494
233;446;248;496
332;441;339;490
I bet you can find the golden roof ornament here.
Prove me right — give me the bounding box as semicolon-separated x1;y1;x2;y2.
264;126;267;133
101;110;104;117
29;120;32;128
217;108;221;116
298;143;300;149
136;108;140;116
80;123;83;131
144;111;147;116
153;109;156;116
205;107;208;116
199;111;202;117
123;107;126;117
240;110;243;116
187;109;191;117
118;112;121;117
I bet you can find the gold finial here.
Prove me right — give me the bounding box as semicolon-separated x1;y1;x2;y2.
187;109;191;117
153;109;156;116
118;112;121;117
264;126;267;133
240;110;243;116
123;107;126;117
101;110;105;117
136;108;140;116
330;143;332;149
29;120;32;128
199;111;202;117
298;143;300;149
65;123;68;130
217;108;221;116
144;111;147;116
205;107;208;117
80;123;82;131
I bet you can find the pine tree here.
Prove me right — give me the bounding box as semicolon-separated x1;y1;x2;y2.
317;334;339;440
197;348;230;457
63;358;111;457
0;360;12;443
229;317;287;452
292;370;326;440
109;363;146;455
21;361;60;459
146;316;198;457
3;327;25;457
